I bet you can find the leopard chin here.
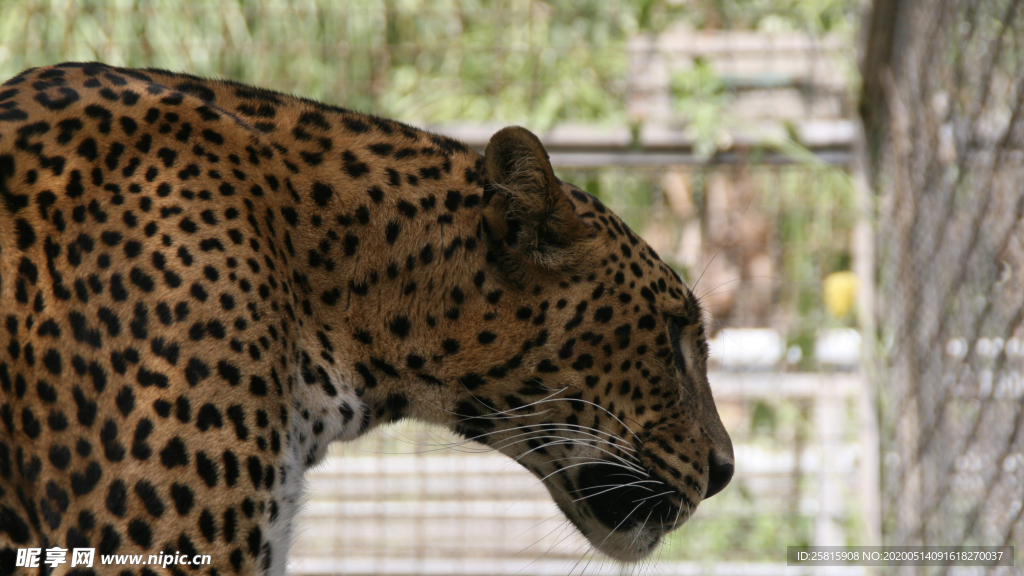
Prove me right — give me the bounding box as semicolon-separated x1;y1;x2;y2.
542;481;672;562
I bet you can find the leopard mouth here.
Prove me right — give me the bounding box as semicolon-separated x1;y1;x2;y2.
543;461;693;562
553;491;682;562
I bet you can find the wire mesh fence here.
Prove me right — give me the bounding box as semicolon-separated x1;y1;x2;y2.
861;0;1024;573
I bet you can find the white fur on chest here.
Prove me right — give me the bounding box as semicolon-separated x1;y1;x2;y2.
261;366;367;576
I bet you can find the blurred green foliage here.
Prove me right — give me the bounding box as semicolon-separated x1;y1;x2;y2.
671;57;729;158
769;164;857;364
2;0;853;129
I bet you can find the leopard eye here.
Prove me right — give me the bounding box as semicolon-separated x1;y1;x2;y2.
667;319;688;374
666;314;684;342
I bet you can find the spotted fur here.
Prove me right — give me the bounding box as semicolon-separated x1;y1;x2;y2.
0;62;733;575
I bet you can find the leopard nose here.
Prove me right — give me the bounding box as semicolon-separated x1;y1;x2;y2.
703;449;734;499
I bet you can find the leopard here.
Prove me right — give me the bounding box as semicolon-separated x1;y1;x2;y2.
0;62;734;576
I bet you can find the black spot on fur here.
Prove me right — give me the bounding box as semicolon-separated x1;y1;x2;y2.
15;219;36;250
159;437;189;468
389;316;411;338
312;182;333;206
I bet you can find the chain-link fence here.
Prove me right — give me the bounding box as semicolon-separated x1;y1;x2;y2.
861;0;1024;573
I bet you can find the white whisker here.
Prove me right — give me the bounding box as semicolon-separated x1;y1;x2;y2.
571;480;662;503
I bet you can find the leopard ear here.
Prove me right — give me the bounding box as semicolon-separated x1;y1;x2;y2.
484;126;591;269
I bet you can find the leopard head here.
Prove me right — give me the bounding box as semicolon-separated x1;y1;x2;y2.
439;127;734;561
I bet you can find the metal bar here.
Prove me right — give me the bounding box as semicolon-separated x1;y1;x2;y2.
544;151;852;168
431;123;854;167
708;372;863;399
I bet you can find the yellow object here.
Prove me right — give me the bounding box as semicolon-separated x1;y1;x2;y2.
823;271;859;319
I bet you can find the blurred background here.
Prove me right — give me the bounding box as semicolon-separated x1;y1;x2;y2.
2;1;1021;575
